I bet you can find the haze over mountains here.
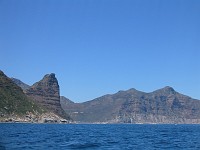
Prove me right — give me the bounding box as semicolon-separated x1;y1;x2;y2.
1;70;200;124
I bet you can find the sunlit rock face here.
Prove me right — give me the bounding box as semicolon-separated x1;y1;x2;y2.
25;73;68;119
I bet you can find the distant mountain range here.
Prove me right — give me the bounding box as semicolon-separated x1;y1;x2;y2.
61;87;200;124
2;69;200;124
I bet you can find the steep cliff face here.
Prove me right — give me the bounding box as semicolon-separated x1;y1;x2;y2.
25;73;69;119
62;87;200;124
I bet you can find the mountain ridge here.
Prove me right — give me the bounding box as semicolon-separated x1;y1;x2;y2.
3;70;200;124
62;86;200;124
10;77;30;91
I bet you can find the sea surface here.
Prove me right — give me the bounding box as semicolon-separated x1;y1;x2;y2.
1;124;200;150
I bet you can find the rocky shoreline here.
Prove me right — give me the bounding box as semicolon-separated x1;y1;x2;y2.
0;112;72;124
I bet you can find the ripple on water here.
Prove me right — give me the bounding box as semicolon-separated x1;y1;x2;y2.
1;124;200;150
67;142;101;149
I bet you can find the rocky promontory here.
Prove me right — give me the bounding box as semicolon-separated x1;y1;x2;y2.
0;70;71;123
25;73;70;119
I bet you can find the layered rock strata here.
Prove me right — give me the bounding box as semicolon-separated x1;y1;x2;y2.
25;73;68;119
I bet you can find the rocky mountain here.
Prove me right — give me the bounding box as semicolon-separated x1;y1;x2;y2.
25;73;70;119
60;96;74;109
0;70;42;117
62;87;200;124
11;77;30;91
2;69;200;124
118;87;200;124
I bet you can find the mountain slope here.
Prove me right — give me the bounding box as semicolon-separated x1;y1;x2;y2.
62;87;200;123
62;88;146;123
119;86;200;123
0;71;42;116
10;77;30;91
60;96;74;110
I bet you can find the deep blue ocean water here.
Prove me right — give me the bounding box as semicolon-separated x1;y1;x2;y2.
1;124;200;150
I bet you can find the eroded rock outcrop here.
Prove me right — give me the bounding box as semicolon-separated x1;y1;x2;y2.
25;73;69;119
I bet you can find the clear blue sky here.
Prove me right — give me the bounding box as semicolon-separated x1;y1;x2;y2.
0;0;200;102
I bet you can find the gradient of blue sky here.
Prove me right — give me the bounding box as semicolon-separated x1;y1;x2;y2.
0;0;199;102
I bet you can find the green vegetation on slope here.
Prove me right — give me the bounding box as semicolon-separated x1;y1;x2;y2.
0;71;43;116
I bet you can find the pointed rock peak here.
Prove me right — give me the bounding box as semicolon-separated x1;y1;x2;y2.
25;73;67;119
44;73;56;78
28;73;59;92
42;73;56;81
39;73;58;83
